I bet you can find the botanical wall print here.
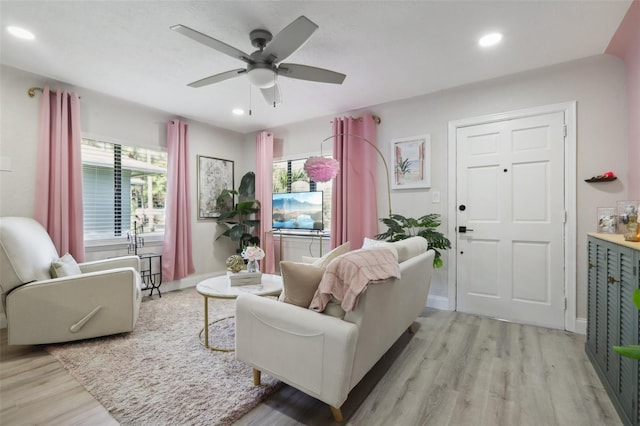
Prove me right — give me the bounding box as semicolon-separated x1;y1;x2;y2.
391;135;431;189
197;155;234;219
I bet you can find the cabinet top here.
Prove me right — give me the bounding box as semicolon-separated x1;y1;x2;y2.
588;232;640;251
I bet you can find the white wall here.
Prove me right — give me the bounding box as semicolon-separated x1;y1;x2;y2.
0;64;248;287
1;53;629;327
253;54;629;322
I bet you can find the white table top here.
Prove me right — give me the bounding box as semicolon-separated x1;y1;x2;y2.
196;273;283;298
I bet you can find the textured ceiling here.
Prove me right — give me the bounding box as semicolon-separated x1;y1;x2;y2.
0;0;632;134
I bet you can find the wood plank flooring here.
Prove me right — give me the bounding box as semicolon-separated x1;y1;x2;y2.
1;305;621;425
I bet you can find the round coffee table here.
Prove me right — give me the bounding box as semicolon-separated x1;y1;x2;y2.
196;273;283;351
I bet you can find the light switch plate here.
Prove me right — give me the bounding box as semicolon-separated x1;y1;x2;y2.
432;191;440;203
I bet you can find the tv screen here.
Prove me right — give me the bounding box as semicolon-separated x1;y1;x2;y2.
272;191;323;230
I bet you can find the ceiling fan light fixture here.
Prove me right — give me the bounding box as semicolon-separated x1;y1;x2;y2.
247;67;277;89
7;25;35;40
478;32;503;48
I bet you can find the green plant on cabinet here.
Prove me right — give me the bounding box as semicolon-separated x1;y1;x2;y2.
613;288;640;359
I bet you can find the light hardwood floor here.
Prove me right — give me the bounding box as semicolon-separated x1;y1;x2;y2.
1;306;621;425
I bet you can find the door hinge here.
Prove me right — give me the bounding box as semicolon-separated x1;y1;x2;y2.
563;125;567;137
564;297;567;311
563;210;567;223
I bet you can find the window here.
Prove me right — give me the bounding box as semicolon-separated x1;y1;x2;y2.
273;157;332;230
81;139;167;240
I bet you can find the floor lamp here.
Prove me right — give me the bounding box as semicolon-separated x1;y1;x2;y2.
303;133;392;217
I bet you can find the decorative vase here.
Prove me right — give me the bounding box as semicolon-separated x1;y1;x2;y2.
247;259;259;273
225;255;245;273
617;201;640;242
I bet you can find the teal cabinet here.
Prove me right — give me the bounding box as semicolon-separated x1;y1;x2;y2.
586;234;640;425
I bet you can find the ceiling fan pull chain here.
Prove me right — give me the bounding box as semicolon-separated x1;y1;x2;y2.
249;84;252;116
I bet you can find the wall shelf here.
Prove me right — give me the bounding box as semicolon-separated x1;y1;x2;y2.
585;176;617;183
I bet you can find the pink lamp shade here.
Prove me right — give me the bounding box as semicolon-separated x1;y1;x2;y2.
304;156;340;182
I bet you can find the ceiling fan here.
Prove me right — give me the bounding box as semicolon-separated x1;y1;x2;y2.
170;16;346;106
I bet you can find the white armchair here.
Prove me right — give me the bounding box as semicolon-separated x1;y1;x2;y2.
0;217;142;345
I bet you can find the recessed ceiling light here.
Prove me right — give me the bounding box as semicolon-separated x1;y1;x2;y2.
478;32;502;48
232;108;245;116
7;26;35;40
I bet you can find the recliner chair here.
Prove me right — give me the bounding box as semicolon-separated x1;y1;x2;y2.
0;217;142;345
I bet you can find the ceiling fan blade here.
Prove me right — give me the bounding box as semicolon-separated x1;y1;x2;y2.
188;69;246;88
171;24;253;64
262;16;318;63
278;63;346;84
261;84;282;106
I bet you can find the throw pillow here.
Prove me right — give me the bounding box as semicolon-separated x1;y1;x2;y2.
50;253;82;278
309;241;351;268
362;237;398;260
279;261;325;308
323;297;347;319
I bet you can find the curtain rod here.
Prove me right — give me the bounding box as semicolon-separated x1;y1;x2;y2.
331;115;381;125
27;87;81;98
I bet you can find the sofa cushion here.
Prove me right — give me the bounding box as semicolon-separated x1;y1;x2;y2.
50;253;82;278
362;237;398;258
388;237;428;263
302;242;350;268
279;261;324;308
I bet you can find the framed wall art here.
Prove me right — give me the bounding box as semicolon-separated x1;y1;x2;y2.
197;155;234;219
391;134;431;189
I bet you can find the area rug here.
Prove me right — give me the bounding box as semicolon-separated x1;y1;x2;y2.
46;288;280;425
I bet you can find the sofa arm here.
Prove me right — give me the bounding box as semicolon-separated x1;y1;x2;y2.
79;255;140;273
236;293;359;408
6;268;142;345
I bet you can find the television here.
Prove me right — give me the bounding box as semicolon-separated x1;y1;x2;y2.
272;191;324;230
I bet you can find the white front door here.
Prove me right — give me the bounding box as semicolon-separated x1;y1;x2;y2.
455;111;566;329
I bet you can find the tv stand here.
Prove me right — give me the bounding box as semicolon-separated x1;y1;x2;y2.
266;229;328;267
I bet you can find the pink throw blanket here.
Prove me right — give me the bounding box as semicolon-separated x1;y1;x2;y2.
309;247;400;313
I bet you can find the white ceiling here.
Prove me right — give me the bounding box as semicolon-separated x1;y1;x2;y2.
0;1;631;135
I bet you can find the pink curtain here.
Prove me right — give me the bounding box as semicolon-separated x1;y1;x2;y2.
256;131;275;273
162;119;195;281
330;115;378;250
34;86;85;262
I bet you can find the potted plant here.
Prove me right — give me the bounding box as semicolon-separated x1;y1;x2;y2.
376;213;451;268
215;171;260;253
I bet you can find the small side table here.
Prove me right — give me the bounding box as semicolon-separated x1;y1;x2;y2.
139;253;162;297
196;274;283;351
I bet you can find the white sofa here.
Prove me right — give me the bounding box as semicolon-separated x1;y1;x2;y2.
235;237;435;421
0;217;142;345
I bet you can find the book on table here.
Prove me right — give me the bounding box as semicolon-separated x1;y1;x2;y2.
227;271;262;286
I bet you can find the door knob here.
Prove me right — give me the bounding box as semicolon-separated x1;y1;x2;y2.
458;226;474;233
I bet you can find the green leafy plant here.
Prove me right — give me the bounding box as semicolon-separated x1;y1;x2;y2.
613;288;640;359
396;157;411;177
215;172;260;253
376;213;451;268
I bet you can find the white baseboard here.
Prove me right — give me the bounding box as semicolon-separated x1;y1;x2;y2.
574;318;587;335
427;295;451;311
147;271;224;295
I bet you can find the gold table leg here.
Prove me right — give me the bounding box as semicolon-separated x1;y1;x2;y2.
199;295;235;352
203;295;209;348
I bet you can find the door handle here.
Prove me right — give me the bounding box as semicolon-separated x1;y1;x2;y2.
458;226;474;233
